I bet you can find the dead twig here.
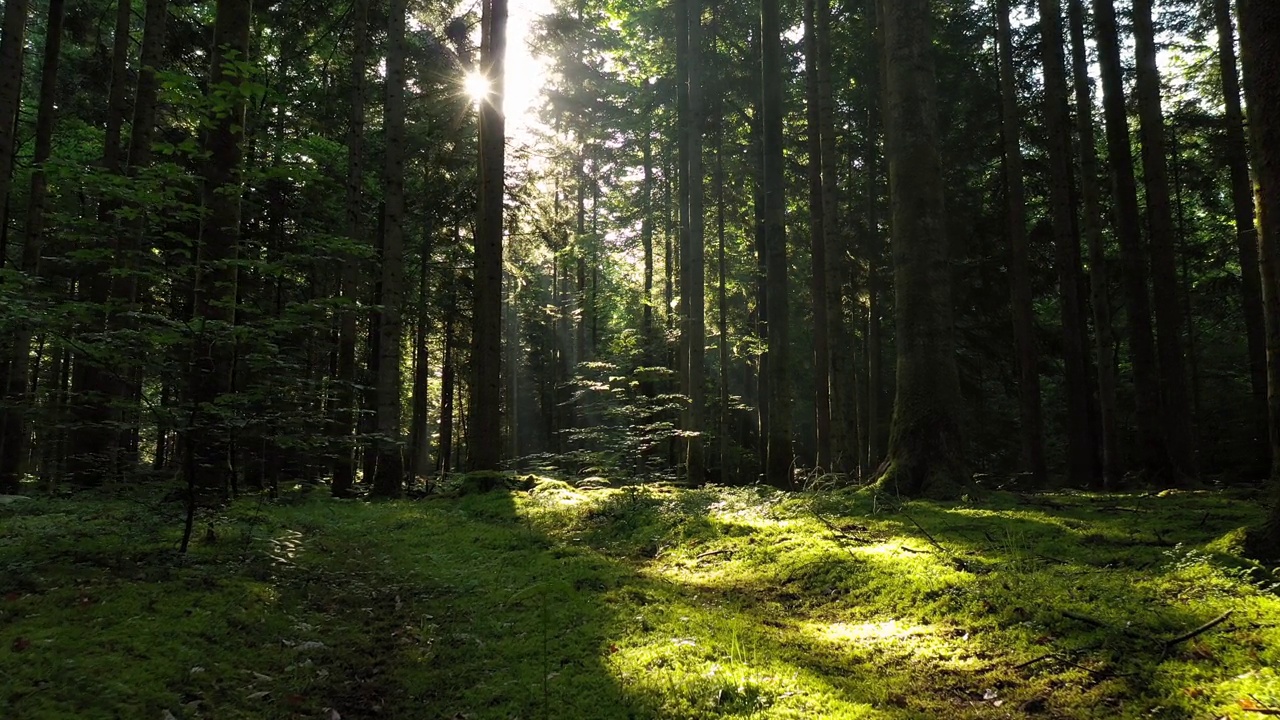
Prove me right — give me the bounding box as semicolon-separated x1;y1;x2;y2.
696;548;733;560
1165;610;1233;650
1062;610;1109;628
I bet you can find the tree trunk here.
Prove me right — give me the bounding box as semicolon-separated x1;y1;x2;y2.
408;231;431;488
0;0;29;493
996;0;1046;485
469;0;506;471
372;0;407;496
0;0;27;254
66;0;133;485
762;0;792;487
332;0;368;497
877;0;966;497
641;128;656;397
804;0;832;472
1237;0;1280;553
684;0;707;485
817;0;858;477
0;0;65;492
1093;0;1166;479
864;0;884;474
1216;0;1268;458
1040;0;1097;484
1132;0;1195;482
189;0;252;495
1068;0;1121;487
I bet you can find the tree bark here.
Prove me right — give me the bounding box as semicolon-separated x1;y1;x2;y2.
996;0;1046;485
762;0;792;487
372;0;408;496
1068;0;1121;487
1237;0;1280;553
469;0;506;471
817;0;858;477
877;0;966;497
332;0;367;497
1216;0;1268;458
0;0;29;493
804;0;831;472
1093;0;1166;478
1040;0;1097;485
188;0;252;494
685;0;706;485
0;0;63;492
1132;0;1195;482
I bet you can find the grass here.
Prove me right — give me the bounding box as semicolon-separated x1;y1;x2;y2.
2;480;1279;718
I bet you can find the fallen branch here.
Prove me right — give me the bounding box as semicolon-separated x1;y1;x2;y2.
1062;610;1109;628
696;548;733;560
1165;610;1233;649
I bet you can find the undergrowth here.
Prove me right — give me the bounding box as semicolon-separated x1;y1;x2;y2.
2;482;1278;718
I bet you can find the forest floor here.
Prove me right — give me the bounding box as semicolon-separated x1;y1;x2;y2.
2;479;1279;719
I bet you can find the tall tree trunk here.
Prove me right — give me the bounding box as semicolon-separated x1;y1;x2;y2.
437;274;457;477
469;0;506;471
189;0;252;494
685;0;706;485
332;0;368;497
1069;0;1121;487
762;0;792;487
0;0;27;253
1040;0;1096;484
878;0;966;497
1132;0;1195;482
408;231;431;488
818;0;858;476
0;0;62;492
641;128;656;397
1216;0;1268;458
66;0;133;484
864;0;884;474
716;128;730;482
1093;0;1165;478
372;0;407;496
996;0;1046;484
804;0;832;472
1237;0;1280;552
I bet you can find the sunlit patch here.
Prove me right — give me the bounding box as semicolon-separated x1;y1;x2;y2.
464;70;491;102
268;529;304;566
815;619;933;644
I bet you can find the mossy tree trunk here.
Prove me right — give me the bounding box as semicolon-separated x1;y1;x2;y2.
877;0;966;498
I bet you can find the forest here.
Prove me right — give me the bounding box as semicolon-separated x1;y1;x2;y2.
3;0;1280;716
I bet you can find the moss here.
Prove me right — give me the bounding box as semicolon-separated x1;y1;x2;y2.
3;485;1279;718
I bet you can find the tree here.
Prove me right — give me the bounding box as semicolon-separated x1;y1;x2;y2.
1238;0;1280;552
331;0;369;498
1040;0;1096;485
1215;0;1267;453
876;0;965;496
761;0;791;486
804;0;831;471
188;0;254;493
995;0;1045;485
0;0;30;493
685;0;706;484
371;0;408;497
1132;0;1195;481
1093;0;1165;479
470;0;507;472
1068;0;1120;487
817;0;858;476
